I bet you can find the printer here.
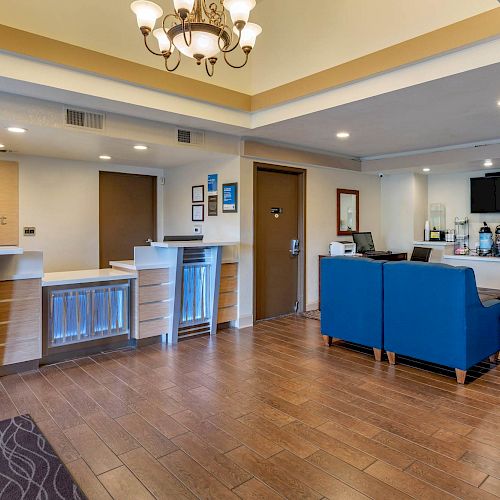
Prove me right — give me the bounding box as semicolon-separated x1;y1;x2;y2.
329;241;357;256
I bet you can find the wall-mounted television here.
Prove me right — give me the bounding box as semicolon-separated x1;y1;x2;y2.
471;176;500;213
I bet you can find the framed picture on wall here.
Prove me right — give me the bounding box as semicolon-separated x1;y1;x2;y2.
222;182;238;213
192;204;204;221
192;185;204;203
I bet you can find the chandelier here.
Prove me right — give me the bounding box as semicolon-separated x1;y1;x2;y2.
130;0;262;77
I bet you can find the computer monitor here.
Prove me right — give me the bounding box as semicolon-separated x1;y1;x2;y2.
352;232;375;254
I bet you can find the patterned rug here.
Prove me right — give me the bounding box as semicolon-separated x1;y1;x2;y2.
302;310;320;321
0;414;86;499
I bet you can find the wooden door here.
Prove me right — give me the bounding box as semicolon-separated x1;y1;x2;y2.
256;168;300;320
99;172;156;268
0;161;19;246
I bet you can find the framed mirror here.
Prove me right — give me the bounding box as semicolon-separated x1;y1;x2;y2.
337;189;359;235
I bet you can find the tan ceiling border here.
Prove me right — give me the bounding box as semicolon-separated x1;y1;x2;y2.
251;8;500;111
0;8;499;114
0;24;251;111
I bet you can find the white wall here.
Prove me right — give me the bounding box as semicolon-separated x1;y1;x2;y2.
163;157;241;245
428;170;500;249
381;173;428;253
239;158;382;321
11;155;164;272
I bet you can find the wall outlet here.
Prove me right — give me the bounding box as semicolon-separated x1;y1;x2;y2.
193;225;202;234
23;227;36;236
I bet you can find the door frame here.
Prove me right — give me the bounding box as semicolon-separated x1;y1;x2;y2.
253;162;307;320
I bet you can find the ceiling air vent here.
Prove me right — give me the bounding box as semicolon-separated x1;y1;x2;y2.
177;128;204;146
65;108;105;130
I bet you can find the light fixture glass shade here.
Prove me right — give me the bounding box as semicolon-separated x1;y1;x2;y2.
224;0;256;24
173;29;221;59
235;22;262;49
153;28;172;52
130;1;163;30
173;0;195;13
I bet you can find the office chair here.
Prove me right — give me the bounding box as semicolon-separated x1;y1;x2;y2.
411;246;432;262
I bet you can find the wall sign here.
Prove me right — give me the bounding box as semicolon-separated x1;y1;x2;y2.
222;183;238;213
208;174;218;195
208;195;218;216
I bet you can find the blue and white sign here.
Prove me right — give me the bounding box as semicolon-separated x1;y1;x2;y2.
208;174;218;195
222;183;238;213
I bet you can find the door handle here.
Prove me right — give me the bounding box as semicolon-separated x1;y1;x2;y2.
290;239;300;256
0;216;6;225
146;238;153;244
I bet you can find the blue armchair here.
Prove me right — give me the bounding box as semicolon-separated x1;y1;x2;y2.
321;257;385;360
383;262;500;384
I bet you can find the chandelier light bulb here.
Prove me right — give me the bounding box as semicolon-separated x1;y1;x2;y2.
173;0;195;17
130;1;163;32
224;0;256;26
153;28;172;52
235;22;262;50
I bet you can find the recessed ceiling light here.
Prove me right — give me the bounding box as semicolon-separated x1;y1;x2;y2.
484;159;493;167
133;145;148;150
7;127;26;133
423;168;431;172
99;155;112;160
336;131;350;139
497;100;500;107
0;144;4;148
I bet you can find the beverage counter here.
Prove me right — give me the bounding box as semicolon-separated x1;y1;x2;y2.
442;254;500;289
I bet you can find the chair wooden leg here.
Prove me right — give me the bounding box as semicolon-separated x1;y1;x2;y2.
455;369;467;385
387;351;396;365
489;352;499;363
322;335;332;347
373;348;382;362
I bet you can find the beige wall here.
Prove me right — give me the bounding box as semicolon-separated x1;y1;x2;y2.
11;155;164;272
381;173;428;253
239;158;382;321
163;157;241;244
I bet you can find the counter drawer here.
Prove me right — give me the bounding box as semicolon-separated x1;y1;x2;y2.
0;298;41;324
139;283;170;304
0;279;41;301
139;318;170;338
138;269;170;287
0;339;40;365
0;319;39;345
221;263;238;278
139;301;170;322
218;306;237;324
219;291;237;309
220;276;237;294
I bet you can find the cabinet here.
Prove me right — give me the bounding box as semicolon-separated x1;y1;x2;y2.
0;162;19;246
218;263;238;324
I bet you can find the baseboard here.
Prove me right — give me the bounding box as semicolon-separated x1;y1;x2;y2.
236;314;253;329
306;302;319;311
0;359;39;376
130;335;163;347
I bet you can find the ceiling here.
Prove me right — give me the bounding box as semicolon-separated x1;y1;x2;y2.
249;62;500;158
0;0;496;94
0;123;231;169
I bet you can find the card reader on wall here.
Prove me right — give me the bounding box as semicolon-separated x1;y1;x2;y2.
329;241;357;256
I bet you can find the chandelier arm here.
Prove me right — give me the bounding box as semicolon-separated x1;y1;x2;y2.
181;18;193;47
165;51;182;72
223;50;249;69
218;26;241;54
205;58;215;77
162;13;179;53
143;35;164;57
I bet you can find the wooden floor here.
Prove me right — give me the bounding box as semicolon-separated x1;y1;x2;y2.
1;316;500;499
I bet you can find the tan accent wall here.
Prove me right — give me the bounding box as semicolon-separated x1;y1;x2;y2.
243;141;361;171
0;9;499;111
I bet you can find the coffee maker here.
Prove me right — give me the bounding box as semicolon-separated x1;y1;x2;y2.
494;225;500;257
479;222;493;256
